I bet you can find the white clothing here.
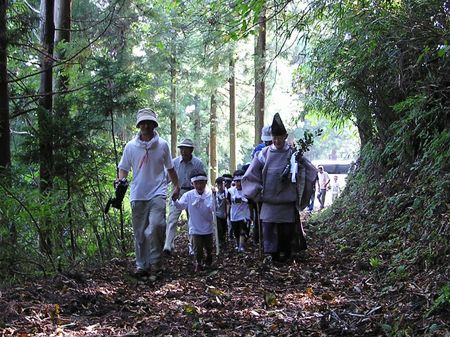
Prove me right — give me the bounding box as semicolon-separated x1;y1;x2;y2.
318;171;330;189
215;190;227;219
164;155;205;251
164;188;193;252
118;132;173;201
332;181;340;203
332;182;340;194
173;188;214;235
227;187;250;222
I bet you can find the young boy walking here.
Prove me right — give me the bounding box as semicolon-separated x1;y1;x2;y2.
227;169;251;252
331;175;341;202
172;169;215;271
214;177;228;247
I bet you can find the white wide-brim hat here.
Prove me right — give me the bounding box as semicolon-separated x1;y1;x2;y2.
261;125;272;141
136;108;158;127
177;138;195;148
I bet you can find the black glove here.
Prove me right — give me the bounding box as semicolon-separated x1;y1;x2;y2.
104;178;128;213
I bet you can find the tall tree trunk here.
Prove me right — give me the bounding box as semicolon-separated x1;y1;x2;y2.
0;0;9;172
229;58;236;173
254;7;266;146
38;0;55;255
209;91;218;184
53;0;71;256
53;0;70;116
170;55;177;158
0;0;15;244
193;95;201;149
355;111;373;149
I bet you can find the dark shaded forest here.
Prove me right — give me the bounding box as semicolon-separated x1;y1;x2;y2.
0;0;449;336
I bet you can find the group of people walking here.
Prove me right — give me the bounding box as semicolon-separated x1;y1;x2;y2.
117;108;313;277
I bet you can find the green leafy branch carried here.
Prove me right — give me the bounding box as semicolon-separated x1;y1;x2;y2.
296;128;323;156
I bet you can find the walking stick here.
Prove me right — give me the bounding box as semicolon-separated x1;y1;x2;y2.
211;191;220;256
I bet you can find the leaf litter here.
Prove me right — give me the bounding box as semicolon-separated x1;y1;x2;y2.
0;215;448;336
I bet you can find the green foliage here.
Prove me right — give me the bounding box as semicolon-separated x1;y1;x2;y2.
2;0;149;281
388;265;409;283
296;128;323;155
305;0;449;284
292;116;359;161
298;0;449;152
4;0;449;293
427;284;450;317
0;157;135;284
369;257;382;269
313;118;448;319
381;321;413;337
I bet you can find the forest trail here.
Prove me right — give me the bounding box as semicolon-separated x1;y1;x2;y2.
1;214;446;336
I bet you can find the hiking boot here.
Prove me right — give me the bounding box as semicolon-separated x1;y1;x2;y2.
133;267;148;278
151;261;164;274
205;255;212;266
263;255;272;265
271;252;281;262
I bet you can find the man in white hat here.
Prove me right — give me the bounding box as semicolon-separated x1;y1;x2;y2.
164;138;205;255
117;108;180;277
247;125;273;244
251;125;273;158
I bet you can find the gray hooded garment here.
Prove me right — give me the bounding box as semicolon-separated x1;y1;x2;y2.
242;143;298;223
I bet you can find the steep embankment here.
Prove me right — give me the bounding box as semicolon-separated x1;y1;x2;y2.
311;137;450;335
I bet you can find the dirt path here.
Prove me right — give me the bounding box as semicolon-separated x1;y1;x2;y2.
1;219;447;336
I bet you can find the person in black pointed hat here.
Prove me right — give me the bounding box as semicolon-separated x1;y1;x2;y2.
270;113;288;149
241;113;306;263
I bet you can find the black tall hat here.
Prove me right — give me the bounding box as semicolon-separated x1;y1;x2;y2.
271;113;287;136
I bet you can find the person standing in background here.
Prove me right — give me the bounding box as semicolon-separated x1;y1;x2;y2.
317;165;330;209
251;125;273;158
308;172;319;213
164;138;205;255
227;170;251;252
214;176;228;247
331;175;340;203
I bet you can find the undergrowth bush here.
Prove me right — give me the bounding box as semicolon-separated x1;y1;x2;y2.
0;164;134;285
313;126;449;279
